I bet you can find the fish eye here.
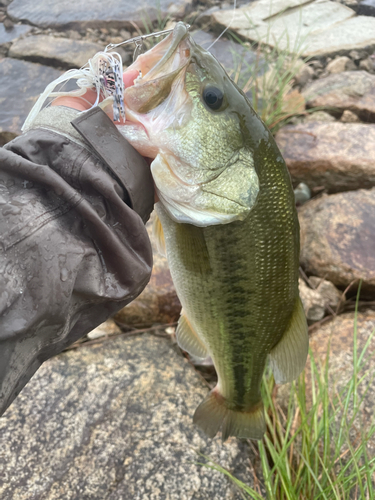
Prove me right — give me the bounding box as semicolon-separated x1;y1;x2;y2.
202;86;224;111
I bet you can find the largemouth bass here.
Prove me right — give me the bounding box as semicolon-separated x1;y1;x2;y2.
118;23;308;440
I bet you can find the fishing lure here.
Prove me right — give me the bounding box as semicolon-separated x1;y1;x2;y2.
22;27;187;131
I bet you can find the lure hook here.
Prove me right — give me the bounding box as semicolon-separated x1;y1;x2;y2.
104;24;191;62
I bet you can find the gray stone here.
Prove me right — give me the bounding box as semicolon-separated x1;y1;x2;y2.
340;109;361;122
276;122;375;193
0;22;30;45
359;54;375;73
326;56;356;74
213;1;375;58
8;0;190;30
299;188;375;294
303;71;375;122
358;0;375;17
0;58;61;145
303;110;336;122
192;30;267;90
86;318;121;340
9;34;103;69
299;277;341;322
0;333;255;499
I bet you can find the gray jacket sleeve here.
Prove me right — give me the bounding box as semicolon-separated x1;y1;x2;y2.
0;106;154;417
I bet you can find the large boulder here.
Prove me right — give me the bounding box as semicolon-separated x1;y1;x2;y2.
0;58;62;145
0;333;256;499
212;1;375;58
8;0;191;30
9;35;103;69
275;122;375;193
299;189;375;295
302;71;375;122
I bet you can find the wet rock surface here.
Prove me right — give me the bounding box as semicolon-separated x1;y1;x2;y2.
299;189;375;294
192;30;266;89
9;35;103;69
0;333;256;500
0;58;61;144
275;122;375;193
358;0;375;16
213;0;375;57
7;0;191;30
0;21;30;44
303;71;375;122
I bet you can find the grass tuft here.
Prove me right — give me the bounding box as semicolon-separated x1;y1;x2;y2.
197;284;375;499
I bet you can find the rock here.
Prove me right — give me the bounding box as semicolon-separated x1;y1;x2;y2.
86;318;121;340
8;0;190;30
0;333;256;499
0;0;13;6
192;30;266;89
308;310;375;452
275;122;375;193
294;62;315;87
299;277;341;322
303;110;336;122
303;71;375;121
326;56;356;74
114;219;181;328
0;22;30;44
340;109;361;122
0;58;62;145
358;0;375;17
294;182;311;206
299;189;375;294
359;54;375;73
9;34;103;69
213;1;375;58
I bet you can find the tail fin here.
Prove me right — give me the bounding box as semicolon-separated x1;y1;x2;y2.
193;390;265;441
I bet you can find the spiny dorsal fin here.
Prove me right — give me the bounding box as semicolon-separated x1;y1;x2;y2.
176;310;208;359
152;211;166;257
269;296;309;384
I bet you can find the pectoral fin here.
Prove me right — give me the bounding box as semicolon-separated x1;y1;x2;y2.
176;310;208;359
152;212;166;257
269;297;309;384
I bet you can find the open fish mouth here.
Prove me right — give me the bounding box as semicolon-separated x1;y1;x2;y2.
123;23;192;115
126;23;191;84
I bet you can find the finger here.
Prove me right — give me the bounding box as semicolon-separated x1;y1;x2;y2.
51;89;99;111
123;69;139;88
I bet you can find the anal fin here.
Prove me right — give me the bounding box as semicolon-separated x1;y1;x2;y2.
176;310;208;359
269;296;309;384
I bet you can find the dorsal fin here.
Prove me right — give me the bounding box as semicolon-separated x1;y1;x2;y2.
176;310;208;359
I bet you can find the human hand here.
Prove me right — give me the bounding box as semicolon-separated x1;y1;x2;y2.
51;68;139;122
